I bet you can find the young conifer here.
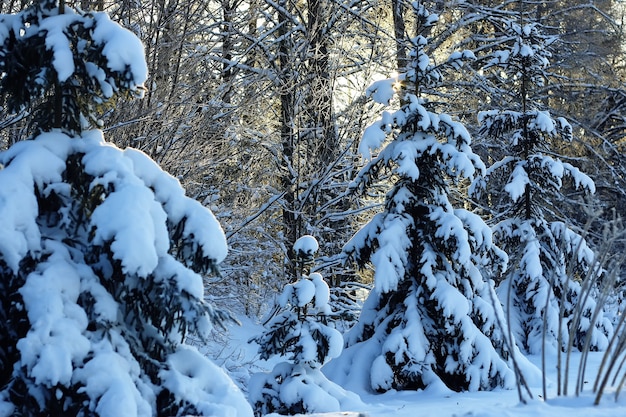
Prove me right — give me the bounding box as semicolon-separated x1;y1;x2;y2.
0;2;251;416
325;3;516;393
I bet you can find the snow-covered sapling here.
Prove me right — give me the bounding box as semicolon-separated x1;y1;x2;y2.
325;3;518;393
470;20;613;356
249;236;361;416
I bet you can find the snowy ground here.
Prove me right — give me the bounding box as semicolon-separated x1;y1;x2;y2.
206;316;626;417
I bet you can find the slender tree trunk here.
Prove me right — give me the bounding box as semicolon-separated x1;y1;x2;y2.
222;0;235;105
247;0;259;68
80;0;102;11
520;5;533;221
306;0;336;165
278;0;298;280
305;0;345;284
392;0;408;73
54;0;66;129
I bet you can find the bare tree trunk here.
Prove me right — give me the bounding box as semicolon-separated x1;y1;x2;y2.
222;0;235;105
306;0;336;165
392;0;408;73
278;0;298;280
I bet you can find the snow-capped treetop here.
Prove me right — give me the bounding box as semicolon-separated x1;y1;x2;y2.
294;235;319;259
356;94;484;194
0;1;148;133
483;21;554;90
470;21;595;220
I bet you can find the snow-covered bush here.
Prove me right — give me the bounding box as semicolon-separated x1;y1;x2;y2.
249;236;362;416
325;4;517;394
0;2;252;416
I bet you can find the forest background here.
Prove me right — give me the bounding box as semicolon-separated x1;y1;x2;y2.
1;0;625;328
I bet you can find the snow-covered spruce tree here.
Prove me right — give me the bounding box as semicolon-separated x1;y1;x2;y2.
324;4;516;393
470;19;612;355
248;235;362;416
0;2;252;417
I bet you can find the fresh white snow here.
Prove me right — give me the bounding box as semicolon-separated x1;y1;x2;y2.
213;318;626;417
